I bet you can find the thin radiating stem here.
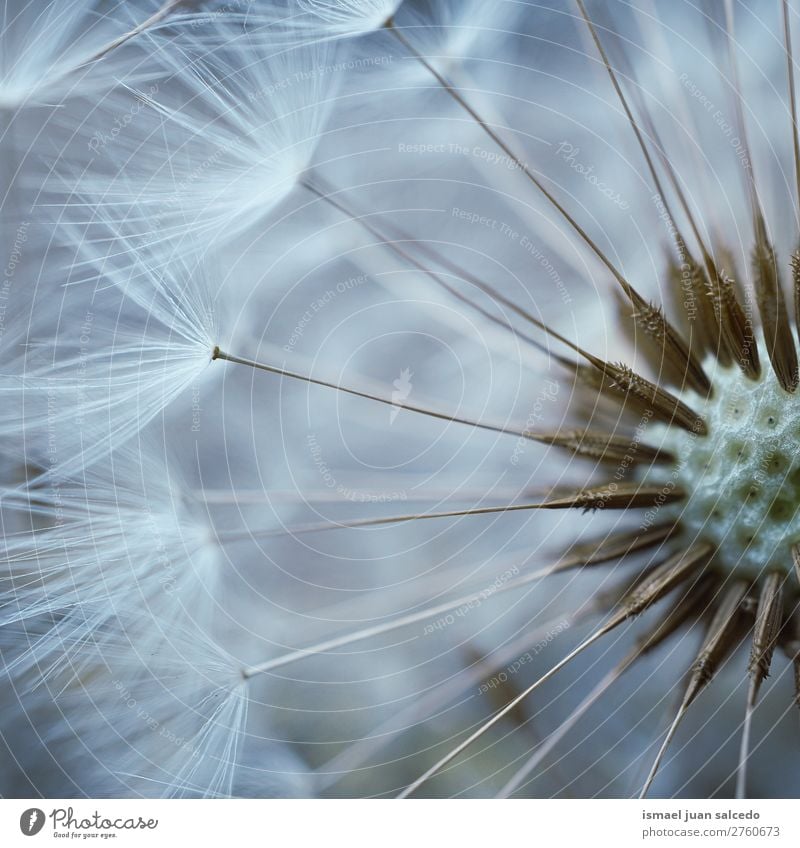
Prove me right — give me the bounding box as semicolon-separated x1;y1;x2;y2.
385;19;635;297
574;0;710;393
397;624;617;798
301;178;559;364
197;485;548;506
398;545;712;797
639;580;749;797
241;561;585;679
213;347;681;455
498;657;630;798
214;346;540;441
497;579;715;798
314;605;598;790
215;484;682;542
783;0;800;221
239;529;665;680
79;0;190;67
384;12;706;393
736;571;785;798
303;177;707;432
37;0;194;98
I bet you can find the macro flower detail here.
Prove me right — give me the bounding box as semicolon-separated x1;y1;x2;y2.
0;0;201;110
650;345;800;577
293;0;402;38
69;23;342;263
5;0;800;809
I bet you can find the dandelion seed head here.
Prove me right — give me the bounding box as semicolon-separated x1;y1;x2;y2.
73;23;340;259
296;0;401;37
8;0;800;802
0;206;225;477
0;0;169;109
647;345;800;578
0;440;223;666
395;0;522;66
32;617;251;798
